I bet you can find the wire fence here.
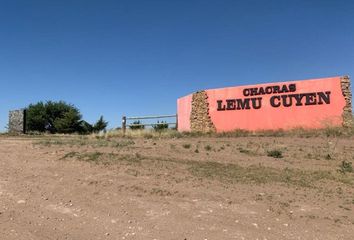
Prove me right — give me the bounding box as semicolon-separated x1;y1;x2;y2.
122;114;177;134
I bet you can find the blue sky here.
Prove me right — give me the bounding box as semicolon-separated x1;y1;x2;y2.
1;0;353;131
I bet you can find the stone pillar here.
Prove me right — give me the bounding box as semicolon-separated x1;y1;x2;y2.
8;109;26;134
190;91;216;132
340;76;353;127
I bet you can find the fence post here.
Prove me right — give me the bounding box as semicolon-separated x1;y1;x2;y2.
175;114;178;130
122;116;126;135
23;109;27;134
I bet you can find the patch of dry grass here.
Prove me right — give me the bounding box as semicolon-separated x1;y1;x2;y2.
61;151;143;165
60;151;354;188
35;137;135;148
188;161;354;187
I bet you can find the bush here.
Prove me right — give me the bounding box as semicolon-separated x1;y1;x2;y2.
267;150;283;158
182;143;191;149
129;120;145;130
152;121;169;131
204;145;212;151
26;101;82;133
338;161;353;174
26;101;108;134
93;116;108;133
77;120;93;134
52;109;82;133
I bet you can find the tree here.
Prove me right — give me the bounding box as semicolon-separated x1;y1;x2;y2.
26;101;83;133
53;109;82;133
77;120;93;134
26;101;47;132
92;116;108;133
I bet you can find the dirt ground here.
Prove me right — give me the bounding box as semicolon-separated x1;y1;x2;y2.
0;135;353;240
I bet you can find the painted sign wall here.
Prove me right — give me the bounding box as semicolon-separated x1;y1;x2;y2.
177;76;352;132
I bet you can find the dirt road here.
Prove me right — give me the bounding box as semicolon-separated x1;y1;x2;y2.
0;136;353;239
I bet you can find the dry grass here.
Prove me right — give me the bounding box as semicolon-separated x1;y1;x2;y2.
34;137;135;148
59;150;354;188
29;121;354;190
188;161;354;187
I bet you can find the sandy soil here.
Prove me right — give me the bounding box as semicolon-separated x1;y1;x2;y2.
0;135;353;240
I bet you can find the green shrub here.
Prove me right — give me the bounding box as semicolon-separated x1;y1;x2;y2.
152;121;169;131
129;120;145;130
182;143;191;149
338;161;353;174
239;148;250;154
26;101;82;133
92;116;108;133
204;145;212;151
78;120;93;134
26;100;108;134
267;149;283;158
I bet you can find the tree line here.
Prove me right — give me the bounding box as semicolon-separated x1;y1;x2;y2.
26;101;107;134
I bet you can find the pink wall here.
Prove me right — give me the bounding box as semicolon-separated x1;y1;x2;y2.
178;76;347;132
177;94;192;132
